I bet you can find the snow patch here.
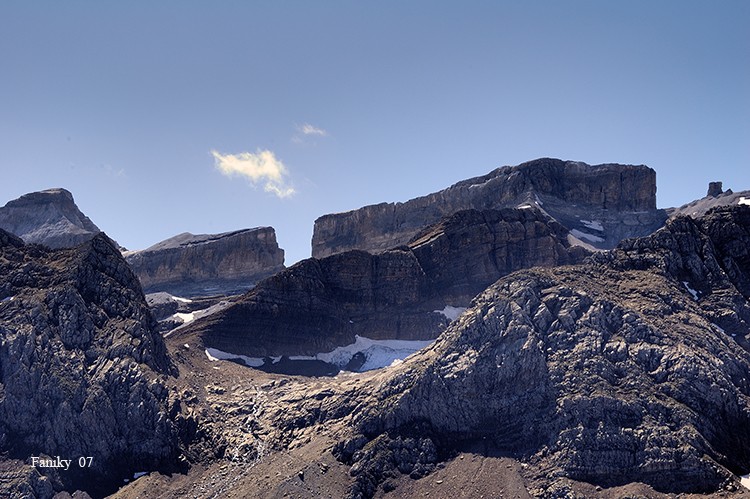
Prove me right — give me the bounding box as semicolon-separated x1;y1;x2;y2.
739;197;750;206
534;194;543;206
570;229;604;243
580;219;604;231
205;336;435;372
1;296;13;303
174;312;196;324
133;472;148;480
204;348;265;367
517;204;533;210
682;281;699;300
741;473;750;491
290;335;434;371
172;295;193;303
434;305;467;321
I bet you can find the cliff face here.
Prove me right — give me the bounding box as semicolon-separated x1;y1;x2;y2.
187;207;587;357
0;188;103;249
124;227;285;297
0;230;181;497
329;206;750;497
312;158;665;257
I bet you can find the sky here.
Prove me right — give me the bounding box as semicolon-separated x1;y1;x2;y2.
1;1;748;265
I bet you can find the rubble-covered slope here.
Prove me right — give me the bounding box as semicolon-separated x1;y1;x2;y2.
0;230;182;497
331;206;750;497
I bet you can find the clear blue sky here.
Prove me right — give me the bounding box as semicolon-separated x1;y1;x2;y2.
1;1;748;264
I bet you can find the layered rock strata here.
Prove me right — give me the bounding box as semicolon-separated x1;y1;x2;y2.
0;230;182;497
186;207;587;358
312;158;666;257
0;188;103;249
331;206;750;497
125;228;285;297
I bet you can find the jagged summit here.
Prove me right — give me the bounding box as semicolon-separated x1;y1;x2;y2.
0;187;103;249
312;158;666;258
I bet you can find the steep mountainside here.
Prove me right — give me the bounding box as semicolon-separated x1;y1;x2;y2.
0;188;103;249
312;158;667;257
0;230;184;497
186;207;587;361
327;205;750;497
124;228;285;297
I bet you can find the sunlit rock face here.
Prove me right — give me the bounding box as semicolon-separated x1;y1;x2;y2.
312;158;666;258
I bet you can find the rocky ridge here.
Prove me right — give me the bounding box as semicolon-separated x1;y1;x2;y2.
124;228;285;298
0;188;104;249
0;230;184;497
185;207;587;364
669;181;750;219
312;158;667;258
326;205;750;497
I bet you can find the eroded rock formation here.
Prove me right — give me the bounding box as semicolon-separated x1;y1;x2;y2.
0;230;182;497
187;207;587;358
124;228;285;297
0;188;103;249
332;205;750;497
312;158;666;257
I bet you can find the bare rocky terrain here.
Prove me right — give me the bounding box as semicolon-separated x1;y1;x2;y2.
2;164;750;499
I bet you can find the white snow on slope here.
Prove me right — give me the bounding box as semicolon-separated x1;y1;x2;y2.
741;473;750;491
205;348;265;367
570;229;604;243
682;281;699;300
740;197;750;206
174;312;196;324
290;335;435;370
434;305;467;321
581;219;604;231
205;335;435;372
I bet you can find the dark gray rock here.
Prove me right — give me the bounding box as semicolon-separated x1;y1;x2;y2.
708;181;724;197
124;228;285;298
331;205;750;497
0;230;182;497
0;189;104;249
186;207;587;358
312;158;666;257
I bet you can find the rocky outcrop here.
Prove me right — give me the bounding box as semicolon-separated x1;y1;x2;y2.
668;185;750;219
186;207;587;358
0;230;182;497
0;188;104;249
330;206;750;497
124;228;285;297
312;158;666;257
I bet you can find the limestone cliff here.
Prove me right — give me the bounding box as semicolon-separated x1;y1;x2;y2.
0;188;103;249
312;158;666;257
124;228;285;297
186;207;587;358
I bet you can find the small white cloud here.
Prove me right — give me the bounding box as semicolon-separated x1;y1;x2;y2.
298;123;328;136
211;149;295;198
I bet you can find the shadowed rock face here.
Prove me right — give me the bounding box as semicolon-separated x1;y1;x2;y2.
331;206;750;497
312;158;665;258
186;207;587;357
0;188;103;249
0;230;181;497
124;227;285;298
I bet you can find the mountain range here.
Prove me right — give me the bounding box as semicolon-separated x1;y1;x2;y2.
1;158;750;498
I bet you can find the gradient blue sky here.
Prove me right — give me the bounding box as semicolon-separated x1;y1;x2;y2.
1;1;748;264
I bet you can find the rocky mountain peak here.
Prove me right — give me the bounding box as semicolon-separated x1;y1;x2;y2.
312;158;665;258
0;188;103;249
0;229;182;496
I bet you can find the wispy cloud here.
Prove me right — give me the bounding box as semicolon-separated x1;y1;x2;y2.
211;149;295;198
298;123;328;137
